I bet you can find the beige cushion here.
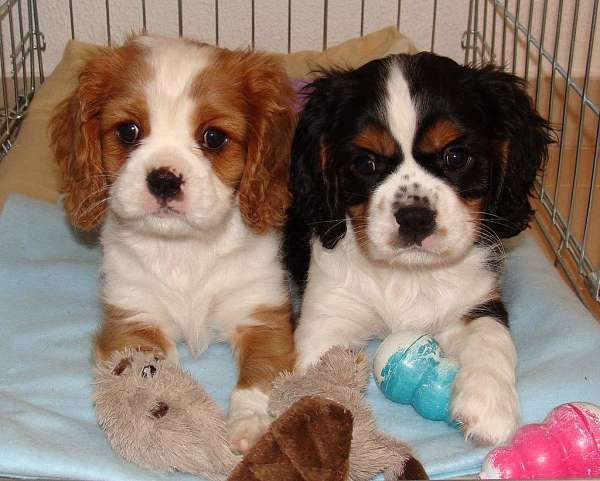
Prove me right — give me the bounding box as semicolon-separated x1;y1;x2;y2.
0;28;415;208
0;42;104;208
280;26;416;77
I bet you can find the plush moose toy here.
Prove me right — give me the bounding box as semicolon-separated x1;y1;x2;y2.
94;347;427;481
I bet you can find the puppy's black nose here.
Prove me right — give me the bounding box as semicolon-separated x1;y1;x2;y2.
394;205;436;245
146;168;183;201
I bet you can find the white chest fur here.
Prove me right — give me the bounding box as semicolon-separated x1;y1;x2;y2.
306;229;497;335
100;211;287;355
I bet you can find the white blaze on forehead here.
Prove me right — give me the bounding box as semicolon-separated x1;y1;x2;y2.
385;61;417;156
135;37;215;140
135;36;213;96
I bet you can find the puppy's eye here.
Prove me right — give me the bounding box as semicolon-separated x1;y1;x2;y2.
116;122;141;145
352;155;377;176
443;147;472;171
202;128;228;150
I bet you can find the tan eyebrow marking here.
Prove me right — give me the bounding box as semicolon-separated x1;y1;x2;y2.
353;124;397;157
418;119;463;153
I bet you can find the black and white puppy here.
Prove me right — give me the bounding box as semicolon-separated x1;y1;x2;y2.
285;52;553;445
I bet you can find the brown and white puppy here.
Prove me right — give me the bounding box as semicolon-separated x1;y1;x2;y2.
286;52;553;445
50;35;296;454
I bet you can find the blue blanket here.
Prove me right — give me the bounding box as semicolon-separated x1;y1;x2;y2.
1;193;599;480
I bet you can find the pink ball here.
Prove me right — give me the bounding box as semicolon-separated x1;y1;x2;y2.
481;403;600;479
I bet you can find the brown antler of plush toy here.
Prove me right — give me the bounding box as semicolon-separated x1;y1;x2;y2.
228;396;353;481
267;347;428;481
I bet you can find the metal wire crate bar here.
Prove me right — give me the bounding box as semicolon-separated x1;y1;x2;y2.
464;0;599;309
0;0;44;155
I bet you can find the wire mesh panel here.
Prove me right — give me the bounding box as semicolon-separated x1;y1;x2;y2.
0;0;44;155
32;1;465;77
1;0;465;153
464;0;600;310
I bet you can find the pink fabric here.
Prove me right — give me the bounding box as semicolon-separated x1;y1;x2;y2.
290;77;309;112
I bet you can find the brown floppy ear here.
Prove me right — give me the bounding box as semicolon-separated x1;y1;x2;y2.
49;47;116;231
237;52;296;234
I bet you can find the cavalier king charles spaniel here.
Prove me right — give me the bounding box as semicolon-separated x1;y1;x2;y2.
50;35;296;453
286;52;553;445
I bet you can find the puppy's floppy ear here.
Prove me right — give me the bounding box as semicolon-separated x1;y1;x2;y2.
235;51;297;234
471;66;554;238
288;74;348;250
49;47;117;231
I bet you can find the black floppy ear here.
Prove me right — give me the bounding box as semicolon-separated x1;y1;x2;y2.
288;75;348;249
284;74;348;289
473;66;554;238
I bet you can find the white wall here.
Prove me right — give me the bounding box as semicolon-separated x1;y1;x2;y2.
1;1;597;87
35;0;470;74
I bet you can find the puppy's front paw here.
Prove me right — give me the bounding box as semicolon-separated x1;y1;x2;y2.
228;387;272;454
228;412;272;454
451;369;520;445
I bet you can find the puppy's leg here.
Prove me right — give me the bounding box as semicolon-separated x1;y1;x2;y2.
437;306;519;445
95;305;177;364
295;288;379;371
228;303;295;454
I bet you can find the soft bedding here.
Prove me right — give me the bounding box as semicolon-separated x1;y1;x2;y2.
1;193;599;480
